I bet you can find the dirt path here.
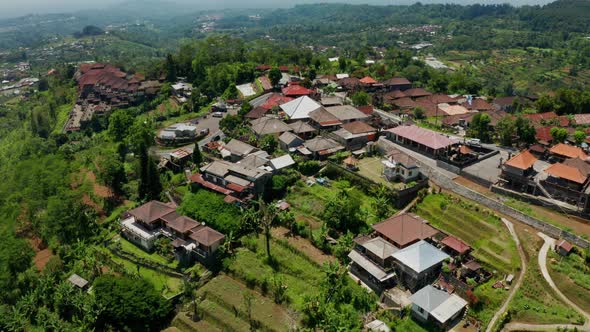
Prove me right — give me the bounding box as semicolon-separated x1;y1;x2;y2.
537;232;590;323
486;218;527;332
503;322;590;331
271;227;335;265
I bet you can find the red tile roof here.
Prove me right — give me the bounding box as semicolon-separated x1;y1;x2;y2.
419;94;458;105
441;236;471;255
357;105;374;115
372;213;439;248
129;201;175;225
260;94;293;110
545;163;588;184
282;84;314;97
535;126;553;144
557;239;573;253
504;150;538;170
549;143;588;160
386;125;455;150
359;76;378;85
461;98;494;111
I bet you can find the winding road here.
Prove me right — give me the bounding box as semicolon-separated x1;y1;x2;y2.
485;218;527;332
537;233;590;323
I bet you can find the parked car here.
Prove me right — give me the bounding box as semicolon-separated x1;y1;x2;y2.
212;112;224;118
466;138;481;146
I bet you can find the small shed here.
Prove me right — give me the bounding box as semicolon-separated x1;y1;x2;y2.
343;155;359;170
556;239;573;256
67;274;89;290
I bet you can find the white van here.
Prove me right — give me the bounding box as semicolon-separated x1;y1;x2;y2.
467;138;481;146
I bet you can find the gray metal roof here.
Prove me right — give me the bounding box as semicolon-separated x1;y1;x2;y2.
410;285;467;324
392;240;449;273
362;237;398;260
348;250;395;282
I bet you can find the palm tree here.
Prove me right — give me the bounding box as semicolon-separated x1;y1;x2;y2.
258;200;278;262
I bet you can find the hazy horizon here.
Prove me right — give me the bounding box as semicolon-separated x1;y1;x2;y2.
0;0;555;19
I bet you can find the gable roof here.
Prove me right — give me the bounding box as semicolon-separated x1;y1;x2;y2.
161;212;200;234
362;237;398;259
439;104;470;116
504;150;538;170
280;96;323;120
260;94;293;110
410;285;467;324
288;120;316;134
309;107;343;127
383;77;411;86
372;213;439;247
404;88;432;98
189;226;225;246
563;157;590;176
557;239;573;253
325;105;370;122
392;240;449;273
386;148;418;169
461;98;494;111
269;154;296;170
282;84;314;97
545;163;588;184
245;106;269;119
250;117;291;135
549;143;589;160
419;94;458;105
304;136;344;153
341;121;377;135
535;126;554;144
441;235;471;255
224;139;256;157
386;125;455;151
549;143;588;160
279;131;304;145
129;201;176;225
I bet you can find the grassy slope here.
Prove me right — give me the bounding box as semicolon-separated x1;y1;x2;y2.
414;193;519;326
548;250;590;314
508;228;583;324
197;275;295;331
225;234;324;310
415;193;519;274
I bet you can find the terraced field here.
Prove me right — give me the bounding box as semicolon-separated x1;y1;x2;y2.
414;193;519;275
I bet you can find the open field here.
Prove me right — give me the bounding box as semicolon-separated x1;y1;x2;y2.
197;274;296;331
110;255;182;298
414;193;519;275
355;157;405;190
548;250;590;314
224;234;324;310
286;179;394;227
508;227;583;325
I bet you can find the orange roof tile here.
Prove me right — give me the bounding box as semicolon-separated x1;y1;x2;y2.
359;76;378;85
545;163;588;184
549;143;588;160
505;150;537;170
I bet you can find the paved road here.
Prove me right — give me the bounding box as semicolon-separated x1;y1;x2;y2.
486;218;527;332
537;232;590;323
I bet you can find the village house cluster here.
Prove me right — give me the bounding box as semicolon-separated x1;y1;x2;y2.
63;63;161;132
